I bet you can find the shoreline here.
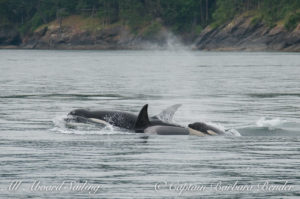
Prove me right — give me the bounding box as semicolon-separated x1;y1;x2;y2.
1;45;299;52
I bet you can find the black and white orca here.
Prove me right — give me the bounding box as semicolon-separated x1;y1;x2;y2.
67;104;182;130
188;122;225;136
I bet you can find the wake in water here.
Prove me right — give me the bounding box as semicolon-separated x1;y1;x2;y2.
235;117;300;136
52;115;129;135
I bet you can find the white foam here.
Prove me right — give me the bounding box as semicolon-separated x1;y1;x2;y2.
51;115;125;135
204;121;241;137
225;128;241;136
256;117;286;130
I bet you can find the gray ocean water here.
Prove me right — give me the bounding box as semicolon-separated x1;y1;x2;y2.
0;49;299;198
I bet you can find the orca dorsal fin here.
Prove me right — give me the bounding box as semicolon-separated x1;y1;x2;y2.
154;104;182;122
134;104;150;132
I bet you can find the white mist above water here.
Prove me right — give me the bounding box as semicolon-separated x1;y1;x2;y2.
139;31;190;51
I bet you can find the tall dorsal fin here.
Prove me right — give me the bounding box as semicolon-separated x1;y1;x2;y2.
153;104;182;122
134;104;150;132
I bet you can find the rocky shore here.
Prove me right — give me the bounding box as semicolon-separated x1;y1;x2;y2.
0;15;299;51
194;15;300;52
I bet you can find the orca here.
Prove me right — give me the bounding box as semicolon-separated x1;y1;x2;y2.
67;103;226;136
67;104;182;130
188;122;225;136
134;104;225;136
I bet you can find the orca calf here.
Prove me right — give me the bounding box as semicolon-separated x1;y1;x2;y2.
188;122;225;136
67;104;182;130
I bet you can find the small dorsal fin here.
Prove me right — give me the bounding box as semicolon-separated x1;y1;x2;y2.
154;104;182;122
134;104;150;132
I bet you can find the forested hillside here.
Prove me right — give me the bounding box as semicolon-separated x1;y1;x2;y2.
0;0;299;50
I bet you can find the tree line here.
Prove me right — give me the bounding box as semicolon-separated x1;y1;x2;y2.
0;0;299;34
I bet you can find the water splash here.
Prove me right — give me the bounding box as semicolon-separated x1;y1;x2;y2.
225;128;241;136
51;115;125;135
256;117;286;130
207;122;241;136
